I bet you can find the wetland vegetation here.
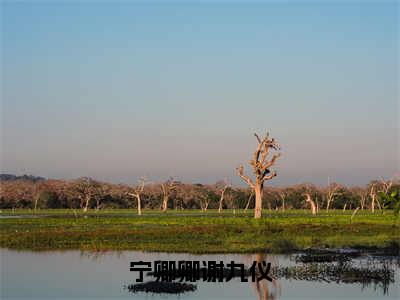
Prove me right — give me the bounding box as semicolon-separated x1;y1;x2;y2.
1;209;398;253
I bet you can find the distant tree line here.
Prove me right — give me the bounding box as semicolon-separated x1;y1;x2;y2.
0;174;45;182
0;174;398;213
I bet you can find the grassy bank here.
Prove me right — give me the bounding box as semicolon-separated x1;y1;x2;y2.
0;209;398;253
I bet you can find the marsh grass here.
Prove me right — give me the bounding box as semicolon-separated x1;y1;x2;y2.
0;209;398;253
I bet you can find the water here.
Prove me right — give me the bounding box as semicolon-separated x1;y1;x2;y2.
1;249;399;300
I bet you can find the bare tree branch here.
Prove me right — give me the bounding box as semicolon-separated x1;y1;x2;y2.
236;131;281;218
127;177;147;216
236;166;255;189
262;171;277;181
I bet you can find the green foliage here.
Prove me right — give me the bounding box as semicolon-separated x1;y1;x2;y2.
37;190;59;208
379;190;400;216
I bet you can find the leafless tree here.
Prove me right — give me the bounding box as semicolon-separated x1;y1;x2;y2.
94;183;108;211
68;177;102;212
352;186;368;210
225;188;238;215
368;177;394;212
374;176;400;212
351;207;360;223
217;179;230;213
33;183;40;211
199;195;210;212
161;177;177;212
236;131;281;219
278;190;287;212
369;183;380;213
244;190;254;212
193;184;211;212
325;179;341;212
305;193;317;215
127;177;147;216
380;177;393;194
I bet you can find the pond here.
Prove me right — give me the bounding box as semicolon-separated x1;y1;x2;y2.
1;249;399;299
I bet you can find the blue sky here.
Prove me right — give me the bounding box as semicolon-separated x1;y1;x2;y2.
1;1;398;186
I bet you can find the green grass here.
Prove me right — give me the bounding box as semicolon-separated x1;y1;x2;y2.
0;209;399;253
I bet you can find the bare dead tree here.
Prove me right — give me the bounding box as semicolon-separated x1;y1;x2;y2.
351;207;360;223
236;131;281;219
353;187;368;210
380;177;393;194
127;177;146;216
200;196;210;212
278;190;287;212
244;190;254;213
94;184;108;211
68;177;102;213
367;178;393;213
217;179;230;213
161;177;177;212
325;179;341;212
305;193;317;215
224;189;238;215
33;183;40;212
369;184;377;213
196;186;211;212
83;195;90;212
374;177;396;212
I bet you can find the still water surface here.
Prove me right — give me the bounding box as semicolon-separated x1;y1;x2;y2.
1;249;399;300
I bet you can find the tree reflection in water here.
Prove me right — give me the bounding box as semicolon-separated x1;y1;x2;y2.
246;252;281;300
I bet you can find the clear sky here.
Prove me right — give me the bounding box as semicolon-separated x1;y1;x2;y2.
1;1;399;186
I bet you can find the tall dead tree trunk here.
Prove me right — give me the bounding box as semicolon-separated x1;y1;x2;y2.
95;198;103;211
198;191;210;212
201;200;210;212
161;177;177;212
137;195;141;215
380;177;393;194
33;184;39;212
244;191;253;212
218;180;229;213
161;194;168;211
351;207;360;223
376;177;393;211
325;179;341;212
34;196;39;211
254;183;264;218
128;177;146;216
353;187;368;210
305;193;317;215
359;193;366;210
279;192;286;212
370;184;376;213
236;131;281;219
83;194;90;212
